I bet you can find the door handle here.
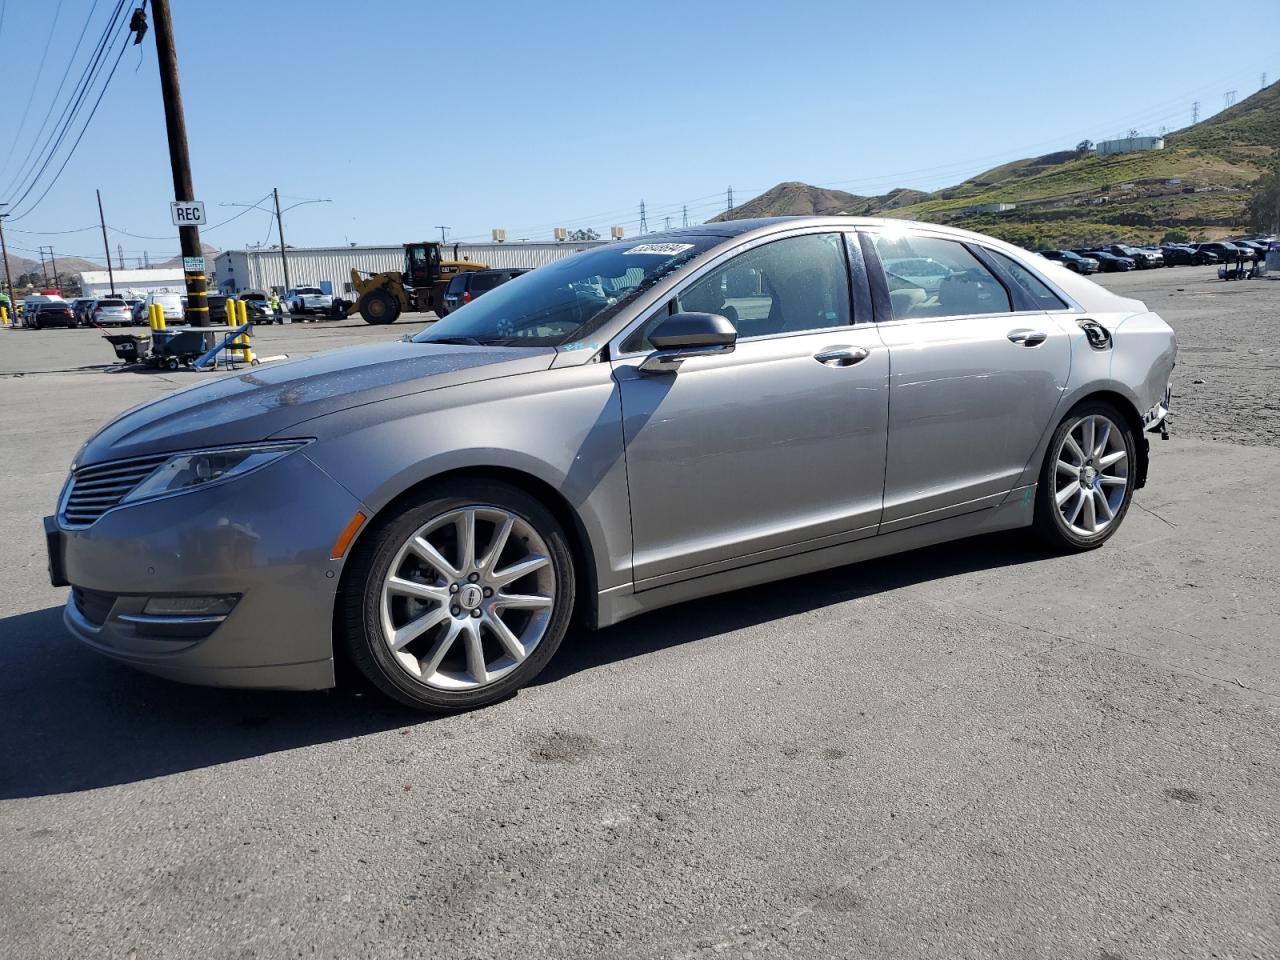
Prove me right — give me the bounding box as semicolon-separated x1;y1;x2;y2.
814;345;869;367
1007;329;1048;347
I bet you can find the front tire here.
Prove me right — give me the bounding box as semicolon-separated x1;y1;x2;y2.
359;289;400;325
1033;402;1135;552
340;479;576;712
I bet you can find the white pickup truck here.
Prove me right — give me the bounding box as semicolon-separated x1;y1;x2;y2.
285;286;333;316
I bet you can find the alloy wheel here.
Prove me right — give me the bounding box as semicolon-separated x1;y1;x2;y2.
380;506;556;690
1052;413;1129;537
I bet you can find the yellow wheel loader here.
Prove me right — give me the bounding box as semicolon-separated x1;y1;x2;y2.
347;242;488;324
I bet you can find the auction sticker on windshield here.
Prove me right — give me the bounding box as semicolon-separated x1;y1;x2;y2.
623;243;695;256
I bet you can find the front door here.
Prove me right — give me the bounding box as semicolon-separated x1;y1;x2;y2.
612;232;889;587
864;230;1071;531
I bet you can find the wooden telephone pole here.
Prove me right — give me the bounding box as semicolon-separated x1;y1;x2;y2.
150;0;208;325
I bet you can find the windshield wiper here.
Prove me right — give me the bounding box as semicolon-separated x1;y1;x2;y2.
423;336;485;345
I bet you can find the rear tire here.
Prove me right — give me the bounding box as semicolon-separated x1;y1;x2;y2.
1033;401;1136;552
340;479;576;713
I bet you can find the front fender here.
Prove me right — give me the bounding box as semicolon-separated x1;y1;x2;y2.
291;364;633;594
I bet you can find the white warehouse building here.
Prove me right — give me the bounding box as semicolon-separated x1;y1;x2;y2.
1096;136;1165;156
215;241;607;297
78;267;188;299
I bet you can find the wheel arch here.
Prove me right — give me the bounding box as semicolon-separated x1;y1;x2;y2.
332;464;602;664
1062;388;1149;489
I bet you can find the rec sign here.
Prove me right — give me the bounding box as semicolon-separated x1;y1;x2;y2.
170;200;206;226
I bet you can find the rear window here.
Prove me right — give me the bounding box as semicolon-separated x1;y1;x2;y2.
446;275;466;294
97;299;125;307
987;250;1068;310
469;274;503;293
296;287;322;296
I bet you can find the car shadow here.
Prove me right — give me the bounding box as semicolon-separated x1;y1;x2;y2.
0;531;1043;800
539;530;1046;684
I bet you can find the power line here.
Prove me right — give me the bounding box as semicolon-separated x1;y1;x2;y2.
9;18;136;221
2;0;107;199
4;2;132;213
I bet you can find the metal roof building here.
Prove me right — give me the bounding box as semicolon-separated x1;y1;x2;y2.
214;241;608;296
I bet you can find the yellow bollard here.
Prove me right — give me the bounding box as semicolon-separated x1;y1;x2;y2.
156;303;166;331
235;300;254;363
1;305;8;326
147;303;155;330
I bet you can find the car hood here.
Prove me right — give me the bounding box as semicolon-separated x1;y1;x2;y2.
77;341;555;466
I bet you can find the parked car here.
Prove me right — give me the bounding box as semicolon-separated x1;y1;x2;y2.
286;286;333;316
439;269;530;316
232;291;275;324
1038;250;1099;274
27;299;76;329
144;291;185;323
88;298;132;326
1104;244;1162;269
69;297;97;325
47;217;1177;713
1159;244;1217;266
1233;239;1267;261
1074;249;1135;272
1194;242;1247;265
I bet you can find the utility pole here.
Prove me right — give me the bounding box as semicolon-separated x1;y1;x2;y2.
96;189;115;295
49;247;59;289
151;0;208;325
273;187;290;293
434;225;449;245
117;243;124;270
0;206;13;308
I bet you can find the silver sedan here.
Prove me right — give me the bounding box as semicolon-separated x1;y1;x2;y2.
47;217;1176;712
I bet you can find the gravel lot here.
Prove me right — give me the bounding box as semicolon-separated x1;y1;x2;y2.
0;270;1277;959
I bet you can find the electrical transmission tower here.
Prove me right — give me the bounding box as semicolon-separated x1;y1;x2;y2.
664;216;672;230
1263;73;1268;90
1191;101;1200;124
638;200;647;233
1224;90;1237;108
726;186;734;214
682;205;688;227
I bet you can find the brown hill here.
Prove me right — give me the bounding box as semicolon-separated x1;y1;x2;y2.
154;242;220;268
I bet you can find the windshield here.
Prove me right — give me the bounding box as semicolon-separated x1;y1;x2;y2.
414;236;721;347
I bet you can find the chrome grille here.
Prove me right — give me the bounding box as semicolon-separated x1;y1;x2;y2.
60;454;169;527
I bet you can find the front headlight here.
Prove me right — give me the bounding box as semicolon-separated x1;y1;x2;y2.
119;441;309;506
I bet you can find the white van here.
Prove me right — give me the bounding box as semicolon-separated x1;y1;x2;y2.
144;291;185;322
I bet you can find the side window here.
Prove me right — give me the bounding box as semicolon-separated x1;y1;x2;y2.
986;249;1068;310
446;274;466;294
873;234;1012;320
675;233;850;340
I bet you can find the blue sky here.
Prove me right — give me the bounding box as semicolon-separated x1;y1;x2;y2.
0;0;1275;262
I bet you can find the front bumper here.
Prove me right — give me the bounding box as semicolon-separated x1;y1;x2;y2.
50;450;365;690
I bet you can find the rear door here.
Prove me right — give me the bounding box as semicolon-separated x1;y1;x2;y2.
863;229;1071;532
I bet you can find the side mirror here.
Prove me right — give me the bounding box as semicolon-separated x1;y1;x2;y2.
640;312;736;373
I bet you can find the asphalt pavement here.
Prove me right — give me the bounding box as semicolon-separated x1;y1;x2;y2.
0;273;1277;959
